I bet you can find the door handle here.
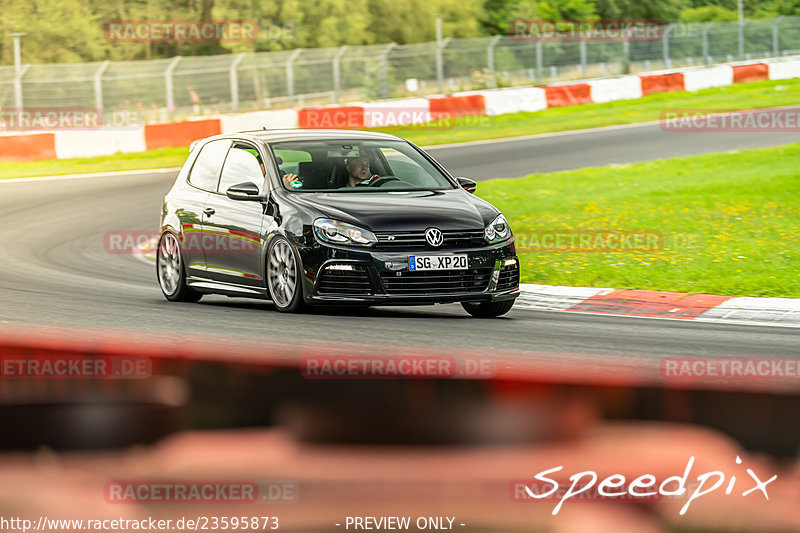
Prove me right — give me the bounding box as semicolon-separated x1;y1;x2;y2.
203;207;215;216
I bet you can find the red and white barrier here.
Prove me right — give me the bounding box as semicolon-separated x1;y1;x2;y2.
640;72;685;95
588;76;643;103
144;118;222;150
454;88;547;116
360;98;431;127
767;58;800;80
54;128;146;159
0;133;56;162
3;56;799;162
545;83;592;107
682;65;734;92
219;109;299;133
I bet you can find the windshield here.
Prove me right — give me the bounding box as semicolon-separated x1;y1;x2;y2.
270;139;456;192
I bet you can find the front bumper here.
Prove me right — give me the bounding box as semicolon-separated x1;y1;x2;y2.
300;240;520;306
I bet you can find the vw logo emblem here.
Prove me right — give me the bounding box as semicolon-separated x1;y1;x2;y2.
425;227;444;247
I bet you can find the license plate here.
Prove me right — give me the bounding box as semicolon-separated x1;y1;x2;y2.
409;254;468;271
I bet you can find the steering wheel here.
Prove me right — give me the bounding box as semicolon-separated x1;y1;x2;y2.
366;175;402;187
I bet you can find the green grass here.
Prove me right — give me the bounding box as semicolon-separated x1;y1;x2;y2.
477;142;800;298
3;78;800;179
0;147;187;179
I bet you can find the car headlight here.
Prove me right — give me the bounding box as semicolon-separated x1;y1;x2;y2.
484;214;512;243
314;218;377;247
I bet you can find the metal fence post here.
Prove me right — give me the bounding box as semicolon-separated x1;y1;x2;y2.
93;60;109;117
286;48;302;107
381;43;397;100
579;40;587;78
773;16;784;57
663;24;675;69
436;38;450;94
165;56;181;110
622;38;630;74
229;53;247;112
332;45;348;104
535;40;543;83
487;35;501;88
702;22;715;65
739;19;750;60
13;64;29;110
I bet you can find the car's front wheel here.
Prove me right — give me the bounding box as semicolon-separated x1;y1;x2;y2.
461;300;514;318
266;236;307;313
157;232;202;302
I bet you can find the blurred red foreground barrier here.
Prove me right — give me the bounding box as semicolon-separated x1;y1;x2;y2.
0;323;797;393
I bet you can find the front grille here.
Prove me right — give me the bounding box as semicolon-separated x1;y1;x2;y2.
375;230;485;249
317;264;372;295
380;268;492;295
497;263;520;291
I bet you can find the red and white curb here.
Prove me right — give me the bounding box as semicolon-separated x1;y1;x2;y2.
517;284;800;327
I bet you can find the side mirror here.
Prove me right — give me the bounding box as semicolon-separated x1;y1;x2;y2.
456;177;477;194
226;182;262;201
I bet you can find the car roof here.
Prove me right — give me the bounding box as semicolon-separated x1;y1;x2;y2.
195;129;404;148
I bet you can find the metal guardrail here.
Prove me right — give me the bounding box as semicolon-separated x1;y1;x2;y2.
2;16;800;123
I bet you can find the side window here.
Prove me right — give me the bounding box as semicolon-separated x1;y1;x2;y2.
273;149;312;177
188;140;230;191
218;144;265;193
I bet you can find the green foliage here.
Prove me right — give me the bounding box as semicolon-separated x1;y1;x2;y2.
3;0;800;64
679;5;739;21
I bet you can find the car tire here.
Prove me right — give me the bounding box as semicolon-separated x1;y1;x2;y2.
461;300;514;318
157;232;202;303
266;236;308;313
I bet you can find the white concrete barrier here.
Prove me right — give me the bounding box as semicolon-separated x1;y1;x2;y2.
219;109;299;133
360;98;431;127
768;59;800;80
53;127;146;159
454;87;547;116
588;76;643;103
682;65;734;91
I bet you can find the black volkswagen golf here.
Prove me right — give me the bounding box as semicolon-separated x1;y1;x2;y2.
157;129;520;317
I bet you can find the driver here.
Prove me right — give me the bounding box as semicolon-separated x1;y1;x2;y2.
343;157;377;187
282;157;378;189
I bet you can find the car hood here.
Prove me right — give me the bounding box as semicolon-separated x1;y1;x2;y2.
289;189;498;232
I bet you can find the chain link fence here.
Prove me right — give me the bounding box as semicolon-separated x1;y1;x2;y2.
2;16;800;124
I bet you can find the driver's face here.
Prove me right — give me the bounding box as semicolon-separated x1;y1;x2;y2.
348;160;370;181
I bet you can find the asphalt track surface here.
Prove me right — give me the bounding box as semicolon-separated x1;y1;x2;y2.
428;117;800;178
1;123;798;367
